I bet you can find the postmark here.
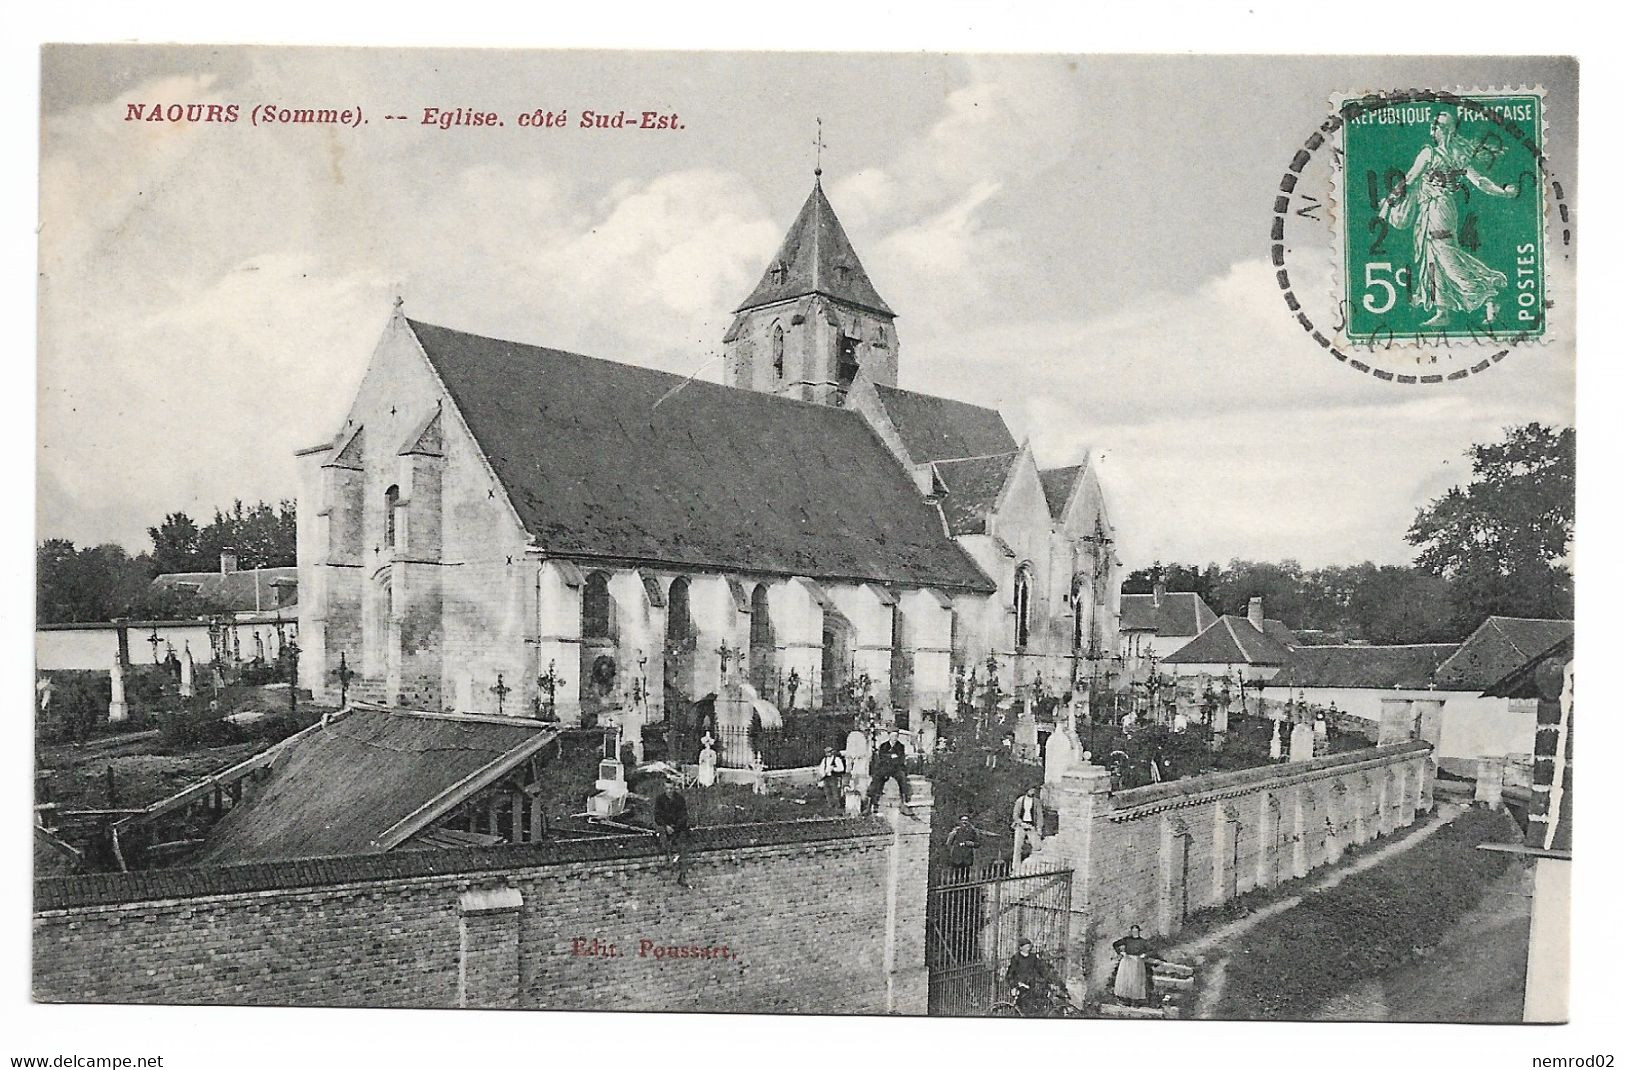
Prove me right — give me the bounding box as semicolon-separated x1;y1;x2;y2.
1272;87;1570;382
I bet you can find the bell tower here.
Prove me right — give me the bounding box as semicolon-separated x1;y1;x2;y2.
722;172;898;406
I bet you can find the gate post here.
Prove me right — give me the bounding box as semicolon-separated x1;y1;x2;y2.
881;774;933;1013
1038;759;1111;1001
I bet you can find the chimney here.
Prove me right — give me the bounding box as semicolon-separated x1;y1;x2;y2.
1247;596;1264;633
1152;577;1166;608
220;549;238;575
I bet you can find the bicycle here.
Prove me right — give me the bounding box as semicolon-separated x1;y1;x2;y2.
989;981;1084;1018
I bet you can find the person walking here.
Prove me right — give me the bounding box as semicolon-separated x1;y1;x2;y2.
866;729;911;813
816;746;848;810
1011;786;1044;865
652;779;692;887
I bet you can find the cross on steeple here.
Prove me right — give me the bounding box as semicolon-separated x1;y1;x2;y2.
813;116;825;180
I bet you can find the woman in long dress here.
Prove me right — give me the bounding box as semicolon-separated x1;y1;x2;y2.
1111;925;1156;1005
1382;110;1520;327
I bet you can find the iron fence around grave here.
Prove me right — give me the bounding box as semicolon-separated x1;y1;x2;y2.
926;862;1073;1017
712;715;852;770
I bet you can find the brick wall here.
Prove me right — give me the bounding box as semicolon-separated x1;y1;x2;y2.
34;788;933;1014
1029;742;1434;995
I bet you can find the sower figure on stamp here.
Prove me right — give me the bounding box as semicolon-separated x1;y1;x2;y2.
1111;924;1161;1006
652;778;692;887
1382;109;1520;328
816;746;847;810
865;729;911;814
1011;786;1044;865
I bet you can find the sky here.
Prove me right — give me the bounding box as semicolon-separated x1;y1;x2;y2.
36;48;1577;571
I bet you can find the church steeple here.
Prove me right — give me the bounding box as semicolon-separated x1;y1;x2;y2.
723;175;898;406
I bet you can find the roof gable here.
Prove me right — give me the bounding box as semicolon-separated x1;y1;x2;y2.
735;181;893;317
1433;616;1574;691
150;567;299;613
870;383;1018;464
1119;591;1218;637
1165;614;1294;666
407;319;992;592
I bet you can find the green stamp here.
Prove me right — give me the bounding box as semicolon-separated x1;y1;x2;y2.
1335;89;1546;346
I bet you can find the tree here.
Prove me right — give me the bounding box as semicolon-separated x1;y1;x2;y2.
148;512;203;574
1121;561;1221;604
1407;423;1575;629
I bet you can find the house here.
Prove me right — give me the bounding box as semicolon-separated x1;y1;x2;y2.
1160;596;1296;680
295;173;1121;724
149;551;298;616
1263;616;1573;775
1117;580;1218;665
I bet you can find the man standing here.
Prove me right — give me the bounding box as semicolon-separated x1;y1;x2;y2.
1011;786;1044;865
652;779;692;887
945;813;985;881
816;746;847;810
866;729;911;813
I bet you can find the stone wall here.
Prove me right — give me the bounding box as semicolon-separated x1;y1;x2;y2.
34;784;933;1014
1026;742;1434;995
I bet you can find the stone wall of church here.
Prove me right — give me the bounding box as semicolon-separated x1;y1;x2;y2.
1027;742;1434;996
34;794;932;1014
724;295;896;404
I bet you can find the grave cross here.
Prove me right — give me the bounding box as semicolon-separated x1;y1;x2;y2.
490;673;512;716
332;652;357;707
147;628;163;664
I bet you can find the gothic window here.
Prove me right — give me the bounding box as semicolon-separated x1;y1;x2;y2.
1073;578;1087;653
772;324;785;379
384;485;400;549
583;572;614;641
837;334;859;384
1014;565;1033;650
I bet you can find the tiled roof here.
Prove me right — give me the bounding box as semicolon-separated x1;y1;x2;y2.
1119;592;1218;638
933;453;1017;536
1163;614;1295;666
870;383;1018;464
410;319;993;593
1271;644;1460;689
1039;466;1082;520
149;567;298;614
1262;619;1299;649
1432;617;1574;691
734;181;893;317
196;708;557;865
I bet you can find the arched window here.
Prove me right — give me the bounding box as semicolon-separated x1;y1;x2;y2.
384;485;400;549
772;324;785;379
583;572;614;640
1014;565;1033;650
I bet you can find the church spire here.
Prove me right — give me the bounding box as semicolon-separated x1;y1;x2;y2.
733;178;894;318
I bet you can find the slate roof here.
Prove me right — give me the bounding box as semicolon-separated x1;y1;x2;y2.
1271;644;1460;689
149;567;298;613
933;453;1018;536
1432;617;1574;691
1163;614;1296;666
410;319;993;593
196;708;558;865
735;181;893;317
1119;592;1218;638
869;383;1018;464
1262;619;1299;649
1039;466;1082;520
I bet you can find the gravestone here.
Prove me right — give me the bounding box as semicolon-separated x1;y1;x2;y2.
180;644;195;699
697;734;718;787
108;654;128;723
1269;717;1282;761
1288;720;1315;764
845;728;871;797
1312;713;1330;758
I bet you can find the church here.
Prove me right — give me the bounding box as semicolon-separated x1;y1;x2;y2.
295;172;1122;725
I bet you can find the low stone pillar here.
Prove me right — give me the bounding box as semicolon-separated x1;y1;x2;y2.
1412;699;1445;749
458;887;523;1008
108;656;128;723
880;775;933;1014
1377;696;1413;745
1475;756;1505;809
1288;721;1315;763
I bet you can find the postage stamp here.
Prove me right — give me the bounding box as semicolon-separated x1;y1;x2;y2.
1330;88;1548;348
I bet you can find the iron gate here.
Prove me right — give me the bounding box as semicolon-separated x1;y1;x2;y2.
926;862;1073;1016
